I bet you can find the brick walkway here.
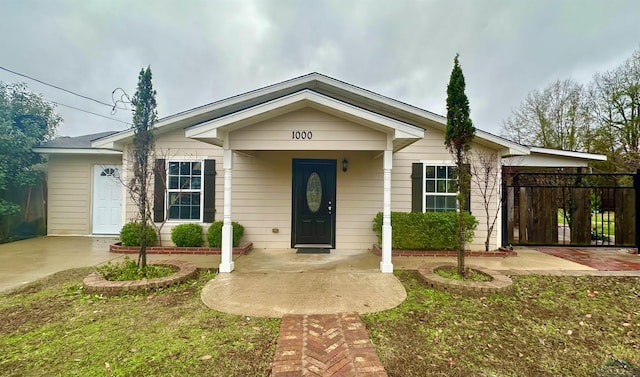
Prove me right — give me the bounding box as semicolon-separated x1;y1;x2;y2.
270;313;387;377
535;247;640;271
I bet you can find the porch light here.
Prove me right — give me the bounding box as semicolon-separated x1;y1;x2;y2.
342;158;349;172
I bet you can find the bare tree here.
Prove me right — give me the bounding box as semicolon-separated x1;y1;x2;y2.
501;79;591;151
470;151;501;251
588;49;640;172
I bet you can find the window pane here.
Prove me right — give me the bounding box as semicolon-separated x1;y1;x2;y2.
425;195;435;211
447;180;458;193
180;194;191;205
425;166;435;178
437;180;446;193
426;181;435;193
447;166;456;179
179;177;190;189
192;193;200;205
191;177;201;190
192;162;202;175
168;176;179;190
169;205;179;219
446;196;457;210
437;166;447;178
436;196;445;209
169;162;179;175
169;192;178;205
180;162;190;175
190;206;200;220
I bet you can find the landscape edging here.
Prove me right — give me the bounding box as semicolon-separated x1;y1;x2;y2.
83;260;198;296
418;262;513;296
109;242;253;255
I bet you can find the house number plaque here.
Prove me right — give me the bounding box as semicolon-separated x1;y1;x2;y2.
292;131;312;140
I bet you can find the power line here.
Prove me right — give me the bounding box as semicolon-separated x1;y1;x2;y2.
0;65;114;108
50;100;131;126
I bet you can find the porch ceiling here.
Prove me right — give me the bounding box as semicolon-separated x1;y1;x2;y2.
184;90;424;152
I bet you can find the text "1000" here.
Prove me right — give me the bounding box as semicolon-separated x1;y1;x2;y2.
292;131;312;140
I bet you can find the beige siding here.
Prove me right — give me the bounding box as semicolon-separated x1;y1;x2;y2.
47;154;122;235
391;127;501;250
113;108;502;251
229;108;387;151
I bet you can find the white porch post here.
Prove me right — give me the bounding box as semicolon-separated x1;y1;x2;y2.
219;148;235;273
380;148;393;273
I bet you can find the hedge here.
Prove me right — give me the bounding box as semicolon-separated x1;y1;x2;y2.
206;221;245;248
170;223;203;247
372;211;478;250
119;222;158;247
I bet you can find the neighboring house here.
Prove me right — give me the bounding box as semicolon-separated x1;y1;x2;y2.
33;73;605;273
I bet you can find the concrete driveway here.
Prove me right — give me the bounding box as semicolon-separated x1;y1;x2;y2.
0;236;221;292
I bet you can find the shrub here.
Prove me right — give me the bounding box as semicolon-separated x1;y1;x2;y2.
372;211;478;250
120;222;158;247
171;223;203;247
207;221;245;247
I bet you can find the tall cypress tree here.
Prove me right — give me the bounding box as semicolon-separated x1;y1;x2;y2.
130;66;157;269
444;54;476;276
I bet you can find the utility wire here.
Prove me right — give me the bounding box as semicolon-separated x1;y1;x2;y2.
0;65;114;108
50;100;131;126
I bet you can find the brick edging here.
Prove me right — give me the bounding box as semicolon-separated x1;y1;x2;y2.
417;262;513;296
371;244;518;257
109;242;253;255
83;260;198;296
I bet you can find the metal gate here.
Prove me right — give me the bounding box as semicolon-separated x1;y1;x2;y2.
502;171;638;247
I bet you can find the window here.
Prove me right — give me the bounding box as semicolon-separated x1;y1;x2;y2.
423;164;458;212
411;162;469;213
167;161;203;220
153;159;215;223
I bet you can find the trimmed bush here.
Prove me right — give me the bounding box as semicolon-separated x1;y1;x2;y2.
119;222;158;247
170;223;203;247
207;221;245;248
372;211;478;250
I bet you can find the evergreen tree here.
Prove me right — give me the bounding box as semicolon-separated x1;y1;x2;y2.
130;67;157;269
444;54;476;276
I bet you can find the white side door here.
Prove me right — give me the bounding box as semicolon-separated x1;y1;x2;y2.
92;165;122;234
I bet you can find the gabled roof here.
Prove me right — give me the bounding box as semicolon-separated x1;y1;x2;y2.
33;131;122;155
91;72;528;155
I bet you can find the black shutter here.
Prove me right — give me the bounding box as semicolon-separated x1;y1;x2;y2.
153;159;166;222
411;162;423;213
203;159;216;223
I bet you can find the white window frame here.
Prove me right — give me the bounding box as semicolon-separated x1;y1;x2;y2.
421;161;459;212
165;158;205;222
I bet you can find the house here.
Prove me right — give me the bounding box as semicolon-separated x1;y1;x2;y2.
33;73;605;273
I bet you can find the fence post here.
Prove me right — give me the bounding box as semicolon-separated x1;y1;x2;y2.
635;169;640;251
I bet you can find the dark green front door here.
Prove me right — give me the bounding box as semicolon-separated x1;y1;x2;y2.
291;159;336;248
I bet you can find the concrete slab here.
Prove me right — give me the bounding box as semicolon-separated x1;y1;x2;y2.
392;247;597;272
201;249;406;318
0;236;223;293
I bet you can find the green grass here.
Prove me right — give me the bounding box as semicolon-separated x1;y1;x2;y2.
0;268;279;377
3;268;639;376
558;209;616;236
362;271;640;377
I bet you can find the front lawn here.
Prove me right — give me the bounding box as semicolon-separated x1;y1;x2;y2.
0;268;279;377
1;268;638;376
362;271;640;377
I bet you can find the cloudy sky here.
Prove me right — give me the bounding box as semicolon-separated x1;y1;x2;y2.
1;0;638;137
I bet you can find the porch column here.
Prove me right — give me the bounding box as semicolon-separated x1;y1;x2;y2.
381;149;393;273
219;148;235;273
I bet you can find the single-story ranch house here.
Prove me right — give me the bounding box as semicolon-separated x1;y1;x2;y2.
34;73;605;273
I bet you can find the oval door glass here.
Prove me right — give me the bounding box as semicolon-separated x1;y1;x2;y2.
306;172;322;213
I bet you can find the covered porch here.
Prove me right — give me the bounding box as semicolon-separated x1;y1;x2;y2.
184;90;425;273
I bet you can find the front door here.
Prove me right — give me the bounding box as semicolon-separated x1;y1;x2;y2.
291;159;336;248
92;165;122;234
